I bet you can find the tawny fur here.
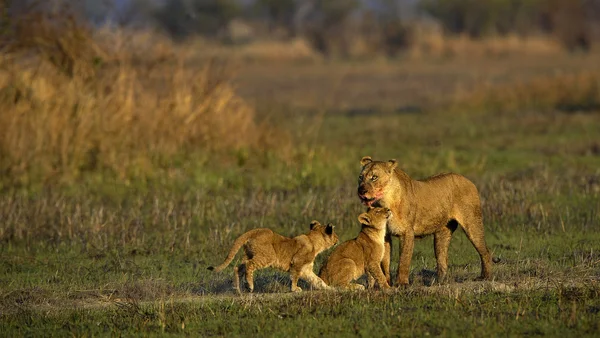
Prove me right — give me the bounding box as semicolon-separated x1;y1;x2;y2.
208;221;338;293
357;156;492;286
319;207;392;290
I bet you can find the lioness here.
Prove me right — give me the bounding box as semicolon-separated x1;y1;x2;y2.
208;221;338;293
357;156;492;286
319;207;392;290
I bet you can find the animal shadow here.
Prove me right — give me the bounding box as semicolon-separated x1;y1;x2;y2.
207;268;313;295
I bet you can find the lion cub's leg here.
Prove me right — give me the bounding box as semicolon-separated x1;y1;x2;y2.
396;231;415;286
347;283;366;291
244;258;274;293
233;265;243;294
325;258;360;290
244;261;258;292
290;271;302;292
299;264;332;291
367;272;376;289
367;261;390;289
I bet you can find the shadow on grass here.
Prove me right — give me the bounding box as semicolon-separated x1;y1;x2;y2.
201;270;317;295
202;266;499;296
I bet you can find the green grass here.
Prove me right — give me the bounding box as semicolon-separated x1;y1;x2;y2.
2;287;599;336
2;55;600;336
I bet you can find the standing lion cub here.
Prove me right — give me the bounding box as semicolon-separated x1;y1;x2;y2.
319;207;392;290
357;156;492;286
208;221;338;293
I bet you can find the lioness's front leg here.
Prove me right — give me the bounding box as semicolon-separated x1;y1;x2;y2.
381;233;392;285
397;231;415;286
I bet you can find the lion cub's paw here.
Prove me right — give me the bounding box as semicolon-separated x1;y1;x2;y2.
350;284;366;291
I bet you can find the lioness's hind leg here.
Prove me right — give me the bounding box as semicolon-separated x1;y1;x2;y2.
457;211;492;280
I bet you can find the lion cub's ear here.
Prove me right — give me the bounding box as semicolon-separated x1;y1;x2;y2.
310;220;320;230
325;223;334;235
358;213;371;225
360;156;373;166
388;159;398;171
384;208;392;218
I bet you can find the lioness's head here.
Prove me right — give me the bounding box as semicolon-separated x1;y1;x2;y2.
357;156;398;207
358;207;392;230
309;220;339;247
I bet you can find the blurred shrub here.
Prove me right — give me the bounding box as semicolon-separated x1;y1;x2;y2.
0;5;289;187
153;0;241;39
420;0;595;51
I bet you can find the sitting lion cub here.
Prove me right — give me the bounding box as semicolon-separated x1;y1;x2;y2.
319;207;392;290
208;221;338;293
357;156;492;286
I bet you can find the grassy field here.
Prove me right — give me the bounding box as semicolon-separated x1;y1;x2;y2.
1;29;600;336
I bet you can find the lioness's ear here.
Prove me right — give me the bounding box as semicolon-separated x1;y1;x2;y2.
360;156;373;167
388;159;398;171
325;223;334;235
358;213;370;225
310;220;320;230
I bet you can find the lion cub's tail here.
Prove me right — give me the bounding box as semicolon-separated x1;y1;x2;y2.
207;228;266;272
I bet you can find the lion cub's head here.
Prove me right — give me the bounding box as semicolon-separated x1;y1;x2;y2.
357;156;398;207
358;207;392;230
309;220;339;247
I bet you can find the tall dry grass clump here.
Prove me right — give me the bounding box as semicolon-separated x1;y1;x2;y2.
407;28;564;59
0;9;282;186
452;72;600;114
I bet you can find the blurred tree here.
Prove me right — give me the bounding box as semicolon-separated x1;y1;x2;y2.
538;0;591;51
0;0;10;37
419;0;595;50
301;0;360;56
372;0;412;56
117;0;161;27
419;0;548;37
83;0;113;24
154;0;241;39
255;0;296;34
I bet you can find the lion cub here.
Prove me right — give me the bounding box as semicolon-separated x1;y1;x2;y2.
208;221;338;293
319;207;392;290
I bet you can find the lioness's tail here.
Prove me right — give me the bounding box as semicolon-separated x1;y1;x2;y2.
207;229;267;272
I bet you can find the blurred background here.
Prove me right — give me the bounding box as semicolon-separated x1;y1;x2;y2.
1;2;600;334
6;0;600;56
1;0;599;187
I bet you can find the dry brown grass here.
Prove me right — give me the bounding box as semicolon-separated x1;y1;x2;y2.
453;72;600;114
408;31;565;59
198;34;565;62
0;11;288;186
